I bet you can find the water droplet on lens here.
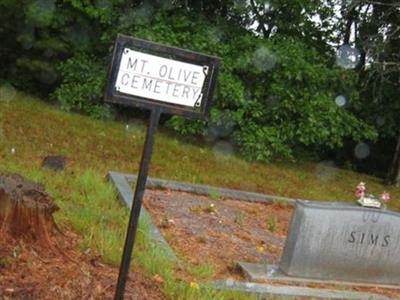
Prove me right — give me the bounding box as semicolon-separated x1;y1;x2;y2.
125;121;144;133
66;25;91;50
245;282;255;289
336;45;360;69
213;141;234;159
354;142;370;159
22;41;33;50
253;46;277;72
208;122;234;140
335;95;346;107
208;27;224;43
119;9;135;27
239;179;258;193
38;69;58;85
315;160;338;182
233;0;247;10
159;0;174;11
0;83;17;102
43;49;54;58
345;0;353;8
204;130;217;143
18;25;35;49
244;90;253;101
133;3;154;25
226;278;234;287
95;0;111;9
376;116;385;126
206;112;235;142
266;95;280;107
27;0;56;27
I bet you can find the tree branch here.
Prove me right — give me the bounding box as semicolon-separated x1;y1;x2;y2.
250;0;268;37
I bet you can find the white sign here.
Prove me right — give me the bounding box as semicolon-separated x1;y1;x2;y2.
115;48;208;107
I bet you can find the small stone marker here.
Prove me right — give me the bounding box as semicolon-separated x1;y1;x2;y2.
280;200;400;285
42;155;65;171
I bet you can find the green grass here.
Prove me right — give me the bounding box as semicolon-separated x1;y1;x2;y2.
208;188;222;200
187;262;216;279
0;161;253;300
0;91;399;299
1;92;399;208
0;93;259;299
266;216;278;233
234;210;246;227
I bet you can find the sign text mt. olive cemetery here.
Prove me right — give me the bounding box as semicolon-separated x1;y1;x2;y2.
116;48;207;107
105;34;219;120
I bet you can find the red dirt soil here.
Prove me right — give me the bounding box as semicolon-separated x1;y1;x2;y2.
143;188;400;299
144;189;291;278
0;229;166;300
0;173;166;299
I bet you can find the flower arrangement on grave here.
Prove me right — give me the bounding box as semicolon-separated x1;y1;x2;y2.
355;182;391;208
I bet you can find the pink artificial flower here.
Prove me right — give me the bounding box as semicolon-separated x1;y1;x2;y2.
381;192;391;203
357;182;366;191
355;189;365;198
355;182;366;198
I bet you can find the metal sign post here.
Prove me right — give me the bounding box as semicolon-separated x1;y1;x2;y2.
104;34;220;299
114;107;161;300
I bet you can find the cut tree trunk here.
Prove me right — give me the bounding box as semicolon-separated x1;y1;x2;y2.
386;135;400;187
0;173;59;247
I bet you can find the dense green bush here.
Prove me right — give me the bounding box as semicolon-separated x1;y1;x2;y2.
231;38;377;161
142;17;376;160
0;0;378;163
52;54;111;119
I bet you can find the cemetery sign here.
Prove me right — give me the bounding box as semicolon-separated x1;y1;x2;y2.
105;34;220;120
104;35;220;300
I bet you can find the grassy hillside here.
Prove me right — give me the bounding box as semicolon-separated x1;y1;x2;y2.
1;92;398;207
0;91;398;299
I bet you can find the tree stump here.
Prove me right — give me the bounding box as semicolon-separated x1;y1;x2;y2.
0;173;59;247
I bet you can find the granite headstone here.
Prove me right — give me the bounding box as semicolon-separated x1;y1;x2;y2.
280;200;400;285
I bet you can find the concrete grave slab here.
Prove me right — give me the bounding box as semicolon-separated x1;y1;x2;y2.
107;171;178;262
111;171;295;205
211;279;390;300
237;261;400;290
108;171;395;299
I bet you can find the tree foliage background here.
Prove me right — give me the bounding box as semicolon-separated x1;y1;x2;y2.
0;0;398;183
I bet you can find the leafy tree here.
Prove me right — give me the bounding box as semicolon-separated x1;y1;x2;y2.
336;0;400;183
0;0;379;164
132;12;375;160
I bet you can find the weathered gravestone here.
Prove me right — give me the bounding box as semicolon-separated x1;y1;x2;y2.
280;200;400;285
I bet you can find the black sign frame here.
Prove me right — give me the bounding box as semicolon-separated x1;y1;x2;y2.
104;34;220;120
